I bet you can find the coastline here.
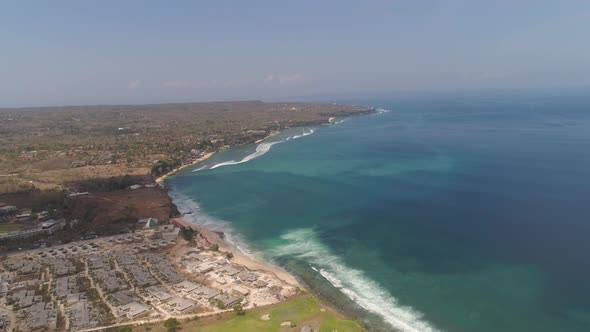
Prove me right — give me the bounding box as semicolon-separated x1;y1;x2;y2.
160;126;317;290
158;109;378;330
155;130;280;185
155;151;216;185
172;217;304;290
255;130;280;143
159;129;305;288
154;107;375;186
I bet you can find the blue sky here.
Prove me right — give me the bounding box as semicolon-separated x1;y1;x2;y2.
2;0;590;107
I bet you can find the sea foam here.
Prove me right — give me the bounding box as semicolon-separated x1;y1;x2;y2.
286;128;315;140
210;140;282;169
270;228;440;332
199;128;315;171
169;191;253;255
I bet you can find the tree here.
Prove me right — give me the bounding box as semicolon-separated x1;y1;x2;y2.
210;243;219;251
209;298;225;309
233;303;245;316
180;226;195;242
164;318;180;331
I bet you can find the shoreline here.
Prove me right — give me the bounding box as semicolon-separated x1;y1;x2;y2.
154;107;376;186
159;129;302;289
156;108;375;292
160;128;307;289
158;110;378;329
255;130;280;143
155;130;281;185
172;217;304;290
155;151;216;185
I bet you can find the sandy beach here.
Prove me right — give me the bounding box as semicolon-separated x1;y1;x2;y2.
171;217;303;289
155;151;216;185
161;130;306;292
156;131;282;185
255;130;280;143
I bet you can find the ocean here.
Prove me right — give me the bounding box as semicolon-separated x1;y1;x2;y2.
166;91;590;332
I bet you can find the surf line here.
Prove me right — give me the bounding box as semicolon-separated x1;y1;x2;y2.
273;228;440;332
196;128;316;171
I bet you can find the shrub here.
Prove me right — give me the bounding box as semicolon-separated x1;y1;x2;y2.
233;303;245;316
151;159;181;177
209;298;225;309
180;226;196;241
164;318;180;331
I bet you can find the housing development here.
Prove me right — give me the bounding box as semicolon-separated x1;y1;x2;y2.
0;223;298;331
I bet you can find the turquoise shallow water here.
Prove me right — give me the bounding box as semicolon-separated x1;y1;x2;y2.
167;92;590;332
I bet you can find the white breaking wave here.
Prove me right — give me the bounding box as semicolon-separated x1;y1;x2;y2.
210;141;282;169
169;191;253;255
271;228;440;332
204;128;315;170
286;128;315;140
375;108;391;114
194;165;209;172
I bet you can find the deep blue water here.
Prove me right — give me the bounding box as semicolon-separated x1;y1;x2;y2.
168;92;590;332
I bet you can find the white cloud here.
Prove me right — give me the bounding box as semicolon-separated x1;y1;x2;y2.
263;73;304;85
222;79;249;88
279;73;303;84
128;79;142;89
162;80;192;88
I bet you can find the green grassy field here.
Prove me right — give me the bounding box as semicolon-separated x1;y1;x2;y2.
0;223;25;233
147;295;364;332
194;295;363;332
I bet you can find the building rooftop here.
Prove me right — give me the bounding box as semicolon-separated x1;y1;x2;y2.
146;286;172;302
166;296;195;313
233;285;250;296
174;280;200;293
118;302;150;318
111;290;139;306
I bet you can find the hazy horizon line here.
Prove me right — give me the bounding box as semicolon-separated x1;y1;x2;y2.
2;86;588;109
